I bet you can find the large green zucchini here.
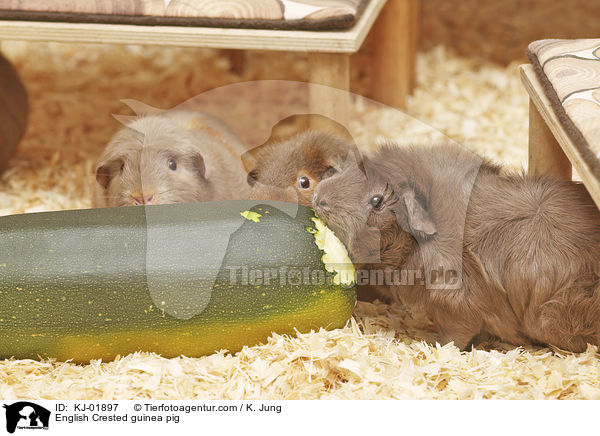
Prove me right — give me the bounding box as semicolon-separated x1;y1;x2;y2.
0;201;356;363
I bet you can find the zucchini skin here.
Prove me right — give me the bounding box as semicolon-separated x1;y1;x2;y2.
0;201;355;362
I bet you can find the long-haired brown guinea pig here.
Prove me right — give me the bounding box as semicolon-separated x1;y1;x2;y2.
314;143;600;353
242;114;362;206
93;110;249;208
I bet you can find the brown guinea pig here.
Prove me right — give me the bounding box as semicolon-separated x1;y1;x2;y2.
93;110;249;207
312;152;434;305
312;153;433;281
243;128;361;206
314;143;600;352
314;143;497;273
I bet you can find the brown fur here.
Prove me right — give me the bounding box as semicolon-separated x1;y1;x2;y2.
314;142;600;352
93;110;249;207
244;128;386;302
244;130;360;206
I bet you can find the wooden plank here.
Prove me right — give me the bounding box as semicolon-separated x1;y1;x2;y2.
520;64;600;208
528;98;572;180
0;0;387;53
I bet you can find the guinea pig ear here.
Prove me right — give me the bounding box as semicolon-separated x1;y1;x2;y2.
320;146;355;180
321;166;337;180
352;149;367;175
246;169;258;187
337;150;367;177
240;149;258;173
119;99;164;117
400;189;437;240
192;152;207;179
95;159;121;189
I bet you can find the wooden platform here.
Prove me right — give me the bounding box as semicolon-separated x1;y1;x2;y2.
0;0;386;53
520;64;600;208
0;0;418;126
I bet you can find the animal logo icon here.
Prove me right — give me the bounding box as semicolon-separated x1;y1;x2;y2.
3;402;50;433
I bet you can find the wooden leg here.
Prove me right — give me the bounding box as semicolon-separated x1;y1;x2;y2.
528;98;572;180
308;52;350;129
222;49;245;75
370;0;419;109
0;51;28;176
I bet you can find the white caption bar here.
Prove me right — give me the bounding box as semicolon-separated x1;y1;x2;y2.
0;400;593;435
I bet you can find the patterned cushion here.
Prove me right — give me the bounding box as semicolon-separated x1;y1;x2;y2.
0;0;369;30
528;39;600;178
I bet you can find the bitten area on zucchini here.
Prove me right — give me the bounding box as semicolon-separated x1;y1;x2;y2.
0;201;356;363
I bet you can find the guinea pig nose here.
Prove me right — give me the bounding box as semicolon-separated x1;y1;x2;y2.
132;193;155;205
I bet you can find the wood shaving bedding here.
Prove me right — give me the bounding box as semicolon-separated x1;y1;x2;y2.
0;41;596;399
1;317;599;400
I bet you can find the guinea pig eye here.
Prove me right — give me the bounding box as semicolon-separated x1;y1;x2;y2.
298;175;311;190
168;158;177;171
369;195;384;210
119;162;125;172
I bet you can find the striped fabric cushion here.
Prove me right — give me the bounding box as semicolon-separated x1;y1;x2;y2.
0;0;369;30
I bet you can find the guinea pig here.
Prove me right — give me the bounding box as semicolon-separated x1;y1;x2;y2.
93;110;249;208
314;143;500;279
314;143;600;352
243;129;361;206
312;153;435;306
313;152;434;275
